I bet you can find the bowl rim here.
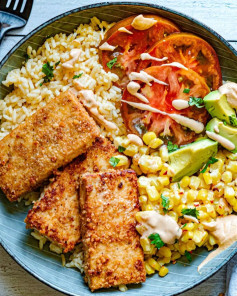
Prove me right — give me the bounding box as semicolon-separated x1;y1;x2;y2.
0;2;237;296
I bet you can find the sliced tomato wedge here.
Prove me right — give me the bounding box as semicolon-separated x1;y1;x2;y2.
98;15;180;89
121;66;210;145
137;33;222;90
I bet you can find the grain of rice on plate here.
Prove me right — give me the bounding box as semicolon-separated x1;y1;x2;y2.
1;17;126;140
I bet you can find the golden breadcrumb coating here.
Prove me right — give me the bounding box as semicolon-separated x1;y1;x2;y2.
80;169;146;291
0;91;100;202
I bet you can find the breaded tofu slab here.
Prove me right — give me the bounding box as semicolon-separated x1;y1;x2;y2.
25;137;119;253
80;170;146;291
0;91;99;202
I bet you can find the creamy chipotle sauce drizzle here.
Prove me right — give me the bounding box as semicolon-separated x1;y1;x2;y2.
127;134;143;146
118;27;133;34
122;100;204;133
140;53;168;62
129;71;168;86
172;99;189;110
198;215;237;271
127;81;149;103
219;82;237;109
62;49;81;69
131;15;157;30
79;90;118;131
99;42;117;51
161;62;188;70
139;211;182;244
206;131;235;150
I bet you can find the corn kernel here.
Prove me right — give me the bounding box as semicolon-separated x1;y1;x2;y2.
112;155;129;167
198;210;209;221
171;251;181;261
159;266;169;277
210;170;221;185
139;155;162;174
158;246;172;258
209;235;217;246
189;176;201;190
157;176;170;186
149;138;163;149
143;132;156;145
146;204;154;211
140;238;152;253
145;261;155;275
138;176;150;188
147;258;161;271
139;145;150;155
130;163;143;175
180;176;190;188
139;195;147;204
159;145;168;162
183;223;194;231
114;136;130;148
147;185;160;202
224;186;235;199
187;189;197;202
222;171;232;183
227;161;237;173
197;189;208;201
210;158;223;172
124;144;138;157
181;231;193;242
168;211;178;222
203;172;212;185
193;230;208;246
186;240;196;251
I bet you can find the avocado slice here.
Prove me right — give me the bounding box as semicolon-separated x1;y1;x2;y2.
206;118;237;152
169;139;218;182
204;90;237;125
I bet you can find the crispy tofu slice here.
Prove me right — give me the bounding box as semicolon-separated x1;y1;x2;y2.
0;91;100;202
25;137;119;252
80;170;146;291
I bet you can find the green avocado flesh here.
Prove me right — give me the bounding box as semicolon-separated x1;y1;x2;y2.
204;90;237;125
206;118;237;152
169;139;218;182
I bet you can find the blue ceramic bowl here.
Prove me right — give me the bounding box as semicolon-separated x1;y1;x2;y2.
0;2;237;296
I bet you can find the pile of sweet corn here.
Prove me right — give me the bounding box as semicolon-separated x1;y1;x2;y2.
113;132;237;277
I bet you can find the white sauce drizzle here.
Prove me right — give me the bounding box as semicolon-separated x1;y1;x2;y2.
127;81;149;103
118;27;133;34
79;90;118;131
214;125;220;133
139;211;182;244
127;134;143;146
62;49;81;69
198;215;237;271
206;131;235;150
161;62;188;70
131;15;157;30
129;71;168;86
183;215;199;224
122;100;204;133
172;99;189;110
140;53;168;62
99;42;116;51
219;82;237;109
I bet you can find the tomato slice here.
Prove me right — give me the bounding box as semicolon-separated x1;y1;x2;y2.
121;66;210;145
137;33;222;90
98;15;180;89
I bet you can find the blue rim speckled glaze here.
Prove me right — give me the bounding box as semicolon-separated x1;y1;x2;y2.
0;2;237;296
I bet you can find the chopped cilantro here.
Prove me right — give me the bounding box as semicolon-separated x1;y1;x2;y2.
181;223;187;229
183;88;190;94
223;120;227;126
229;114;237;127
107;57;117;69
118;145;126;153
200;156;218;173
178;183;181;189
188;96;204;108
55;61;60;66
184;250;192;263
181;208;199;219
161;194;170;213
109;157;120;167
167;141;179;153
41;62;54;85
73;73;83;79
148;233;165;250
